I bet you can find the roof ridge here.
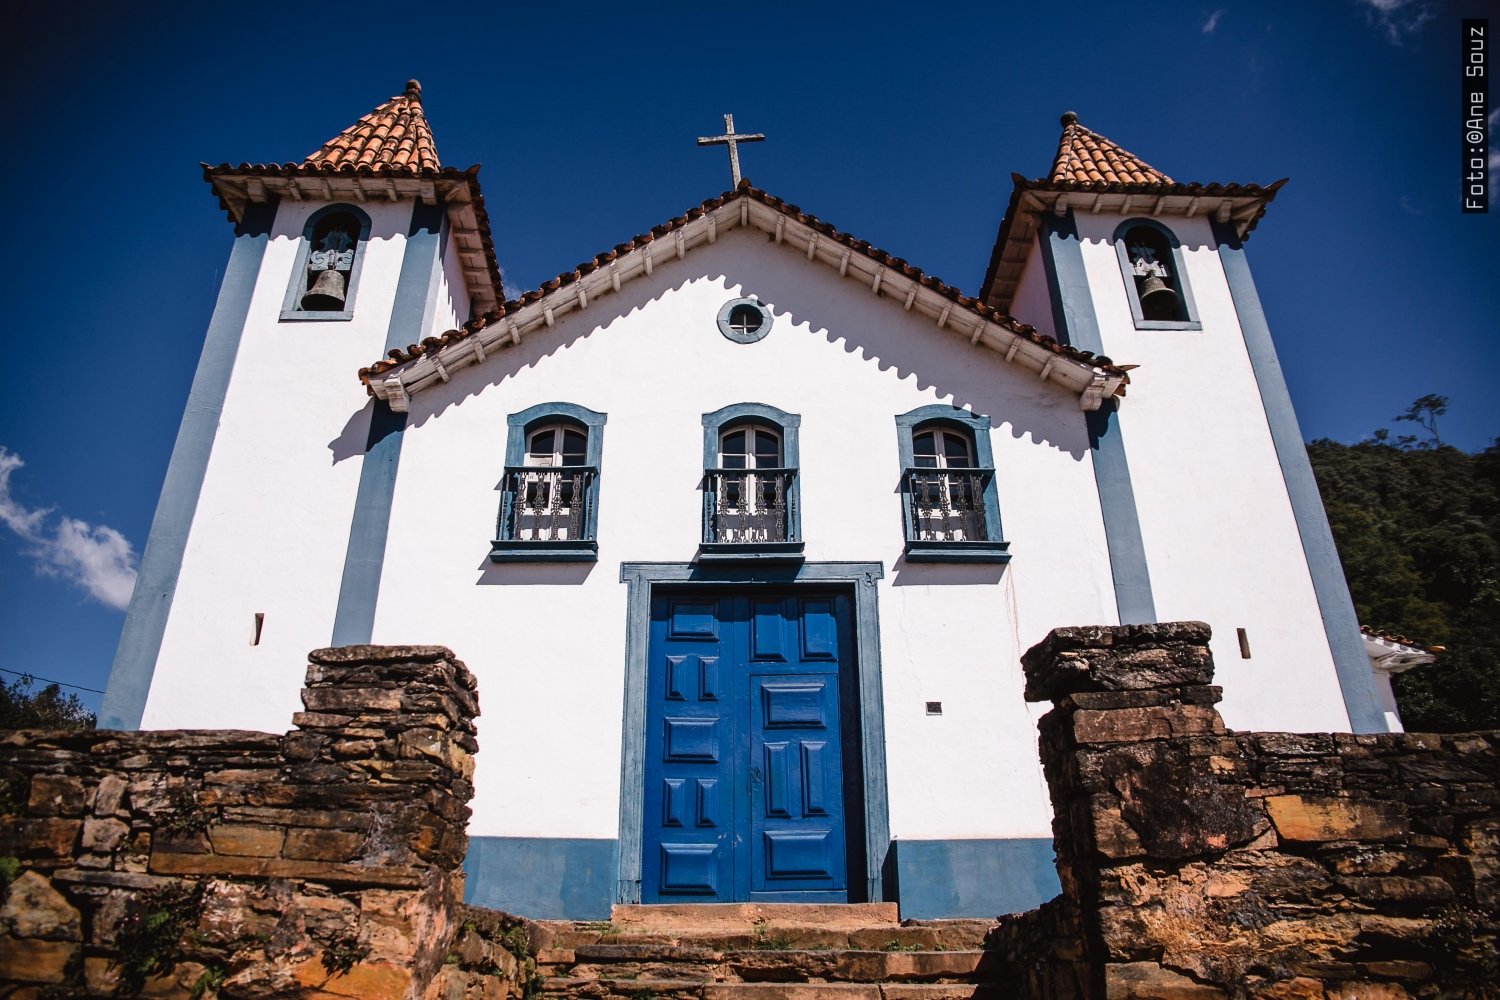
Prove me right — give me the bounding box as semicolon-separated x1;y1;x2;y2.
1047;112;1173;186
304;79;441;173
358;182;1132;389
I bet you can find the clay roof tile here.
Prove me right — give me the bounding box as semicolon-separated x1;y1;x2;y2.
304;79;440;173
1048;112;1173;186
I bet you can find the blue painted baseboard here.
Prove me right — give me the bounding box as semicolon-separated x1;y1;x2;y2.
462;836;1058;920
464;837;617;919
891;838;1060;919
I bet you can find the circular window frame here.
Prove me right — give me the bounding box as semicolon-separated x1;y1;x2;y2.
716;297;773;344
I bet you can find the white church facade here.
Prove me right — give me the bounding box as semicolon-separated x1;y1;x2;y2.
102;83;1404;919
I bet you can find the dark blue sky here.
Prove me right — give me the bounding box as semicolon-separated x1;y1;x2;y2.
1;1;1495;711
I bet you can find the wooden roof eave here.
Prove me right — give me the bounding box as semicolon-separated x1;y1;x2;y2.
205;169;499;316
367;195;1128;414
981;178;1285;313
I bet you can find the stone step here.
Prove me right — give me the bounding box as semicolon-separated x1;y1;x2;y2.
610;904;901;931
546;953;990;989
531;920;995;956
542;949;988;985
538;977;710;999
726;951;987;984
537;985;1012;1000
704;985;1013;1000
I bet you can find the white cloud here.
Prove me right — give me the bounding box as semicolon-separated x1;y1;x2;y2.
1355;0;1436;45
0;447;138;611
1202;9;1225;33
1398;195;1420;215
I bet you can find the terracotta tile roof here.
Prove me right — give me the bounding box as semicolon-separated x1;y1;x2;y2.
1360;625;1445;655
1048;112;1173;186
977;113;1287;311
201;81;501;317
357;180;1134;392
304;80;440;172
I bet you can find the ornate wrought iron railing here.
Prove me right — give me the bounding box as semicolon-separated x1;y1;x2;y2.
702;468;798;545
904;467;992;542
496;466;599;543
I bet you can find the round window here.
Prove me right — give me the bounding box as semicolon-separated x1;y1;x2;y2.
716;297;773;344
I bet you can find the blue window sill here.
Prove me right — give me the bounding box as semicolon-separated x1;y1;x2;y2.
1133;320;1202;331
902;540;1011;564
489;540;598;563
280;309;355;322
696;541;805;564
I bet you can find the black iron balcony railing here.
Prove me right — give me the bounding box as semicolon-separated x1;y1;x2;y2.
491;466;599;561
702;468;799;546
904;467;992;542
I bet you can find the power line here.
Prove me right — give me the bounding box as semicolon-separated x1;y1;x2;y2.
0;666;105;695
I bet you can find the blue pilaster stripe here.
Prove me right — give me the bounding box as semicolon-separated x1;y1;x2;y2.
329;402;407;644
1038;212;1100;352
1212;221;1385;732
1085;402;1156;624
329;199;447;645
1039;212;1156;624
100;200;279;730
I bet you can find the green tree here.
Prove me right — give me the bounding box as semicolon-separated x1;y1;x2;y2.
1307;401;1500;732
0;674;96;730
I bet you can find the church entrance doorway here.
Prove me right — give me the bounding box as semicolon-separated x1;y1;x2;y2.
640;587;861;903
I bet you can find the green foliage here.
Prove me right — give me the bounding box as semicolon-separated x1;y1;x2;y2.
0;778;21;816
190;964;226;999
750;923;793;950
0;674;95;730
115;881;206;992
0;855;20;889
1429;903;1500;998
319;934;369;976
158;791;216;839
1307;420;1500;732
499;924;531;961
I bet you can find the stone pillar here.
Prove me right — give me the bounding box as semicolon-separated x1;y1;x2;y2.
0;644;482;999
286;644;480;875
1021;622;1268;1000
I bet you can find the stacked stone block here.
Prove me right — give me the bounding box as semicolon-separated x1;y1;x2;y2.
1006;621;1500;999
0;645;491;999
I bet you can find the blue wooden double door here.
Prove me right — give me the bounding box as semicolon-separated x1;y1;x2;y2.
643;588;861;902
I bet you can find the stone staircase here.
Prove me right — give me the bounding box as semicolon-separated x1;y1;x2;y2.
525;904;1008;1000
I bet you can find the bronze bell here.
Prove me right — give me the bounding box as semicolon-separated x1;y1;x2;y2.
1138;273;1178;319
301;269;347;311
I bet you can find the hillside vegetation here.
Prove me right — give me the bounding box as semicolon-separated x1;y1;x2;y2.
1307;398;1500;731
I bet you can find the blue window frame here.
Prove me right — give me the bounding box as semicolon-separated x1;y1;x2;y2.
281;204;373;322
490;402;607;562
699;403;803;563
895;405;1009;563
1112;218;1201;331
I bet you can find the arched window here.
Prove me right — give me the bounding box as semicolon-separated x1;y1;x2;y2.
1112;219;1200;330
281;204;372;322
700;403;802;560
491;403;607;562
895;406;1009;563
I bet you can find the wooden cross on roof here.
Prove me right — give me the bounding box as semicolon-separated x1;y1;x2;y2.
696;113;765;187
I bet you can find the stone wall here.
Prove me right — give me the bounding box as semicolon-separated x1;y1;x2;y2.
1000;621;1500;999
0;645;512;1000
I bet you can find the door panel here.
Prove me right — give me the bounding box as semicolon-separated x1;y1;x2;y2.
642;589;853;903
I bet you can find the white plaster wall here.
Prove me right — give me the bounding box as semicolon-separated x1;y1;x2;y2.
141;199;416;731
1074;211;1352;733
1008;240;1055;340
373;230;1116;846
433;226;472;337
